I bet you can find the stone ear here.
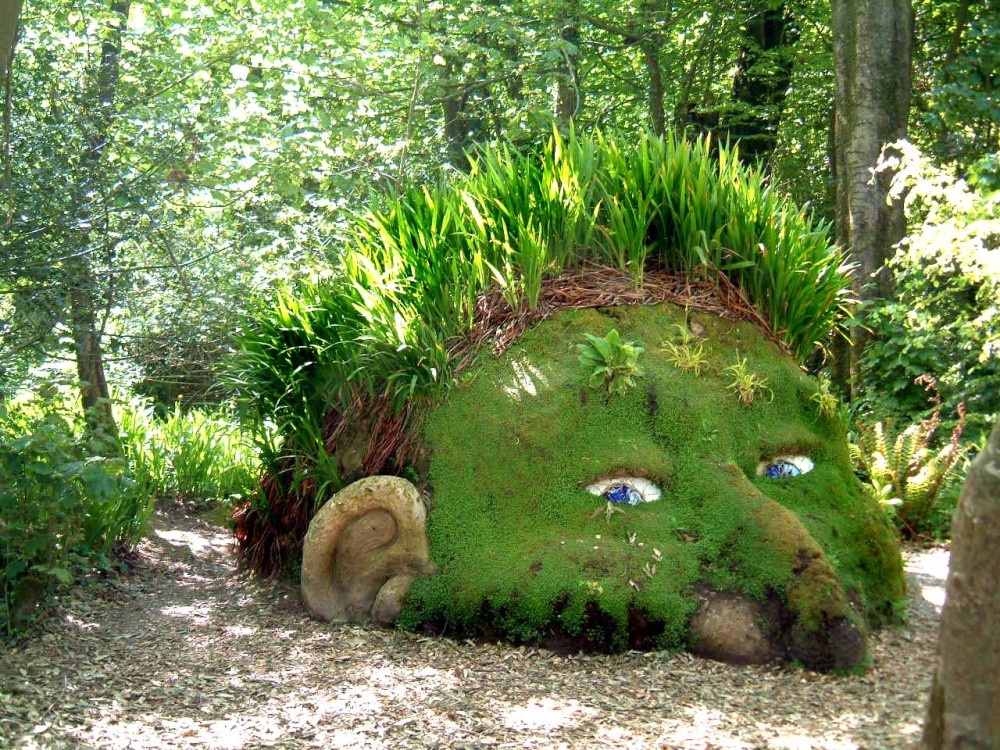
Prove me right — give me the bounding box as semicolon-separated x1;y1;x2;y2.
301;476;432;624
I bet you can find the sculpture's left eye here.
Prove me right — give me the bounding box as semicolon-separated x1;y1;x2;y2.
758;455;814;478
586;477;662;505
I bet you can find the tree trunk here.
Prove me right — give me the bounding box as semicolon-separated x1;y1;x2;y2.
728;4;796;162
640;0;664;135
440;71;470;170
643;39;665;136
1;0;22;218
831;0;912;394
69;270;114;433
69;0;130;437
944;0;973;68
0;0;20;76
922;420;1000;748
555;1;580;126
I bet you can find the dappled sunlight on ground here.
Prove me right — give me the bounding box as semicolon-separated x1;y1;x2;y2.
919;584;947;609
503;697;597;730
905;546;950;613
159;601;218;625
0;504;946;749
500;358;549;402
153;527;232;559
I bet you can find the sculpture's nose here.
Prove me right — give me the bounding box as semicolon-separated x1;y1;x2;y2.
708;464;868;671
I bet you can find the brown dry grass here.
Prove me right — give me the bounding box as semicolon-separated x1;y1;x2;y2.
0;503;945;750
452;265;782;374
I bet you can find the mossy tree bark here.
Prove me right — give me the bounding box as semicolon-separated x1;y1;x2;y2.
0;0;20;80
921;420;1000;749
0;0;22;215
555;0;580;126
69;270;114;433
640;10;666;136
831;0;912;395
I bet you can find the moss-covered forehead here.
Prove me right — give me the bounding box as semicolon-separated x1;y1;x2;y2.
445;304;832;471
400;303;903;658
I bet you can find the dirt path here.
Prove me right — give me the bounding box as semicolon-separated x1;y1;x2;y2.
1;504;947;749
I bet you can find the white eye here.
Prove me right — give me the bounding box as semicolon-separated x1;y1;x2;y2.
586;477;662;505
757;455;814;478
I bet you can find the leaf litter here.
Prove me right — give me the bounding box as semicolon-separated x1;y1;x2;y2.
0;503;947;749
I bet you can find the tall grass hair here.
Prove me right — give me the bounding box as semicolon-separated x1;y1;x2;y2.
228;126;852;529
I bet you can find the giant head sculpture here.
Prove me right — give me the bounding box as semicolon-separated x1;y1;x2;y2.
301;300;905;671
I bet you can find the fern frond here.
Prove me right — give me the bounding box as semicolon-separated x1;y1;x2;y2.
852;395;969;537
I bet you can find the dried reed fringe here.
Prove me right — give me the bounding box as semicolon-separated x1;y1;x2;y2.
453;264;784;374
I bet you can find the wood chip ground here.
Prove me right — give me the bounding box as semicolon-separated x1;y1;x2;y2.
0;504;948;749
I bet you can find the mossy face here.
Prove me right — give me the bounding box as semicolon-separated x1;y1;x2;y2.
397;304;904;668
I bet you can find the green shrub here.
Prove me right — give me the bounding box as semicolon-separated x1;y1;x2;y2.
0;393;150;637
860;141;999;435
117;397;259;506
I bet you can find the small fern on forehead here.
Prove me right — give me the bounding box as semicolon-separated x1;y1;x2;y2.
661;324;709;376
811;374;840;420
723;355;772;407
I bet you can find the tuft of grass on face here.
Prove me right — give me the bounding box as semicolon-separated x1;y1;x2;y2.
724;355;773;407
811;374;840;420
661;324;709;377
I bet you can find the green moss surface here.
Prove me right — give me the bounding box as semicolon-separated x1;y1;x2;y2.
397;304;905;654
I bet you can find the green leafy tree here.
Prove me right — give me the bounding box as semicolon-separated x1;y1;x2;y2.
911;1;999;168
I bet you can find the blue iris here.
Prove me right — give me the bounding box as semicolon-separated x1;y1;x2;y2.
605;483;643;505
764;460;801;478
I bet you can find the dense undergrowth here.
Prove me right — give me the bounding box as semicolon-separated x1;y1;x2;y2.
849;143;997;539
858;142;998;437
0;392;144;637
0;386;259;638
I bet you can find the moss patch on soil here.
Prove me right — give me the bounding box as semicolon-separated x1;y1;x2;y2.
397;303;904;662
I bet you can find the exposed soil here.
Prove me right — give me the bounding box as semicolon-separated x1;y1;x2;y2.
0;503;947;749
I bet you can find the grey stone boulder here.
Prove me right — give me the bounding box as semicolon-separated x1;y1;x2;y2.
687;587;781;665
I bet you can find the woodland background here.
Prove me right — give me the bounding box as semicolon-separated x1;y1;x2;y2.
0;0;996;642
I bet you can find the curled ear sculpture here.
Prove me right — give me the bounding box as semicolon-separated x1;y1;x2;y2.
301;475;434;625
